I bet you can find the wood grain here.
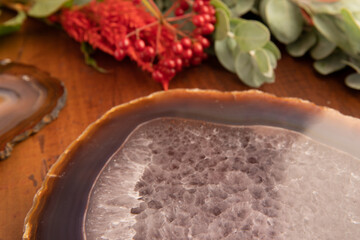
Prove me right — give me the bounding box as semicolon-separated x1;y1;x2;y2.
0;17;359;240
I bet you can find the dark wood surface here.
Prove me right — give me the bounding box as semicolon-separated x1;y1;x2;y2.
0;17;359;240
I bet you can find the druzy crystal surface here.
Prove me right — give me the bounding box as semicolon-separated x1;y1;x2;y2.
85;118;360;240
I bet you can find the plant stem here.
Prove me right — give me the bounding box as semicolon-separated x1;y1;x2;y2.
141;0;162;19
166;13;193;22
163;21;189;38
163;1;178;18
126;21;159;37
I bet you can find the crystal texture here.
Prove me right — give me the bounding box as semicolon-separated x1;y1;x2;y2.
85;118;360;240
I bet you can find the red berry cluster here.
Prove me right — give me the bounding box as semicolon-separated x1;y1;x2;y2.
58;0;216;90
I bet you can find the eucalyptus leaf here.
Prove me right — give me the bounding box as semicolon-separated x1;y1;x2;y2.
253;49;273;77
223;0;255;16
263;48;277;68
28;0;68;18
234;51;274;87
0;11;26;36
343;58;360;73
286;30;316;57
340;9;360;54
264;0;303;44
230;18;245;30
234;20;270;51
293;0;360;15
215;38;236;72
263;41;281;60
313;50;346;75
81;42;108;73
313;13;353;55
345;73;360;90
214;9;230;40
210;0;232;17
310;32;336;60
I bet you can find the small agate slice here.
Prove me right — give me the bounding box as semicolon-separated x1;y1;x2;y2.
0;60;66;159
84;118;360;240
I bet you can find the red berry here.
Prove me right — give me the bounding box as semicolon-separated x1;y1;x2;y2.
209;6;216;15
118;38;130;49
134;39;145;51
152;70;164;82
200;5;210;14
192;42;203;56
201;23;214;35
175;7;184;16
193;0;204;12
114;49;126;61
202;52;208;59
192;15;205;27
133;0;141;4
172;42;183;54
180;0;189;10
197;36;210;48
181;37;192;49
163;59;176;68
193;27;203;36
202;14;211;23
210;15;216;24
183;59;190;67
174;57;183;71
142;46;155;61
182;48;193;59
163;68;176;77
191;56;202;65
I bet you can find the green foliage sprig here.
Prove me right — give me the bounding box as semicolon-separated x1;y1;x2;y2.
1;0;360;89
213;0;360;89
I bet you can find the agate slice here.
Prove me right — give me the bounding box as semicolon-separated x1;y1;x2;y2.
0;60;66;159
23;90;360;240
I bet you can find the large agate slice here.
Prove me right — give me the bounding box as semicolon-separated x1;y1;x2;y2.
0;60;66;159
23;90;360;240
85;118;360;240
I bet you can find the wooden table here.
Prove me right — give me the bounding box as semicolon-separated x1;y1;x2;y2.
0;17;359;240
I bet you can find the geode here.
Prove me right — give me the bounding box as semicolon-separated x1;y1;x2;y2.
23;90;360;240
0;60;66;160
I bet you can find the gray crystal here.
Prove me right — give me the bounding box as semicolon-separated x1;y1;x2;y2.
84;118;360;240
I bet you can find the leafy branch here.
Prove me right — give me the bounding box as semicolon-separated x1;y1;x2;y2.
1;0;360;89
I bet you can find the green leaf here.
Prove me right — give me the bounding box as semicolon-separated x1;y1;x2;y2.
264;0;303;44
263;41;281;60
313;13;353;55
234;51;274;88
223;0;255;16
81;42;108;73
214;9;230;40
295;0;360;15
229;18;245;30
313;50;346;75
343;58;360;73
0;11;26;36
234;20;270;51
345;73;360;90
286;30;316;57
253;49;273;77
28;0;68;18
263;48;277;68
310;32;336;60
215;38;237;72
341;9;360;54
211;0;232;17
